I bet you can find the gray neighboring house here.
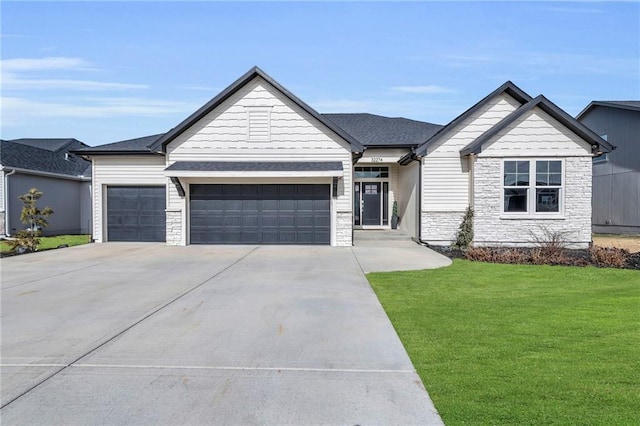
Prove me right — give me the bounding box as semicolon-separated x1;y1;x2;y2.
0;138;93;236
577;101;640;234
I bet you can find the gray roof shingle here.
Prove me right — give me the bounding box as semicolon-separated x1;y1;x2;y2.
73;134;164;155
1;138;91;177
322;113;442;147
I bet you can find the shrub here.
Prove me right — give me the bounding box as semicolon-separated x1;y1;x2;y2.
590;246;628;268
453;206;474;249
464;247;492;262
528;226;572;262
6;188;54;253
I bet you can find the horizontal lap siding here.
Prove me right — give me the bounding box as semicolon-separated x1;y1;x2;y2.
92;156;166;242
422;94;521;213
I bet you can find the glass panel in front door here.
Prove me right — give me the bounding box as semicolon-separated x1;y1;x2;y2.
362;182;381;225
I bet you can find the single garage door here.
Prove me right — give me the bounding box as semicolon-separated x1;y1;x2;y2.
190;184;330;245
107;186;166;242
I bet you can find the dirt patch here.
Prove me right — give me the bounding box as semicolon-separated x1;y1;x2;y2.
593;235;640;253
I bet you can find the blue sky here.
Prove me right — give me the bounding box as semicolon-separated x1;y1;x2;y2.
1;1;638;146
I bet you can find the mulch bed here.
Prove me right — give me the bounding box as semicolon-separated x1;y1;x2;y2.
430;245;640;271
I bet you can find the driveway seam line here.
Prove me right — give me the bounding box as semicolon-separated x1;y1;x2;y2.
350;246;367;275
67;364;417;374
0;246;260;410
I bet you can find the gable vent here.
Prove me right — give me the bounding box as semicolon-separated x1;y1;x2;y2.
246;106;272;141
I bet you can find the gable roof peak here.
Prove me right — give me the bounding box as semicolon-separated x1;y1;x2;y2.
148;66;364;153
460;93;614;156
414;80;532;156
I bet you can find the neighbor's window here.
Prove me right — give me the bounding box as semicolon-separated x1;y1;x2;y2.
503;160;563;215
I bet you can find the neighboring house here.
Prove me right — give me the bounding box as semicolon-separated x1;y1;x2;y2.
76;67;611;248
577;101;639;234
0;138;92;236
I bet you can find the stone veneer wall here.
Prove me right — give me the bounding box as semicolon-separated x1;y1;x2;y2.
0;211;5;236
165;210;182;245
421;211;466;246
335;212;353;246
473;157;592;248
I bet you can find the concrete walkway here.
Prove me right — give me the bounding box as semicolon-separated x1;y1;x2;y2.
1;243;445;425
353;229;452;272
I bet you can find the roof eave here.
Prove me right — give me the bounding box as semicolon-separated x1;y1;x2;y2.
70;150;164;157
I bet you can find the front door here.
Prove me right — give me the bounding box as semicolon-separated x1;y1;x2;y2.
362;182;381;225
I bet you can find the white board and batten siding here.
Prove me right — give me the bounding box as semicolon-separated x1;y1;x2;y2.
92;156;166;242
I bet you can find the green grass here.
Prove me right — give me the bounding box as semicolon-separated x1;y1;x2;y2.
368;260;640;425
0;234;91;253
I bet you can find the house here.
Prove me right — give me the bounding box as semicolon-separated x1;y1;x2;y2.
577;101;639;234
1;138;92;236
75;67;611;248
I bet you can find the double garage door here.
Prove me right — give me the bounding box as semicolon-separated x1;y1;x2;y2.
190;184;330;245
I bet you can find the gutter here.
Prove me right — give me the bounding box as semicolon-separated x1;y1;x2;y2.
3;169;16;236
0;167;91;182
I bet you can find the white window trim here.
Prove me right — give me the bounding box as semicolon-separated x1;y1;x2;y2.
500;158;565;219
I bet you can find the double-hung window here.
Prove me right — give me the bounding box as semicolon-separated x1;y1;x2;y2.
503;159;563;215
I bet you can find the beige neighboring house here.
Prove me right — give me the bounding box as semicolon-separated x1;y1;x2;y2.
75;67;612;248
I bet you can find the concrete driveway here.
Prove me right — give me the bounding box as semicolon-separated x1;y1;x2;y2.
1;242;446;425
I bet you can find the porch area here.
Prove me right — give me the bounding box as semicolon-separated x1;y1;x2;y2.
351;229;451;272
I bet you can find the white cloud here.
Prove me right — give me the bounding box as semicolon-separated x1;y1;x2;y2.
3;75;148;91
1;57;91;72
1;96;197;125
391;85;456;94
1;56;147;91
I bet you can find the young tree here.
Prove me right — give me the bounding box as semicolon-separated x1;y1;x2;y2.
7;188;54;253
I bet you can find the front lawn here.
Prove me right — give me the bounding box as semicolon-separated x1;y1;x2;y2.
368;260;639;425
0;234;91;254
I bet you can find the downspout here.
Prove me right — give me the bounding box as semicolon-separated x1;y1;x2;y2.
4;169;16;236
399;152;428;246
417;156;422;243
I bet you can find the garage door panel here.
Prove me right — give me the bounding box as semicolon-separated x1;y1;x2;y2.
107;186;166;242
190;184;330;245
